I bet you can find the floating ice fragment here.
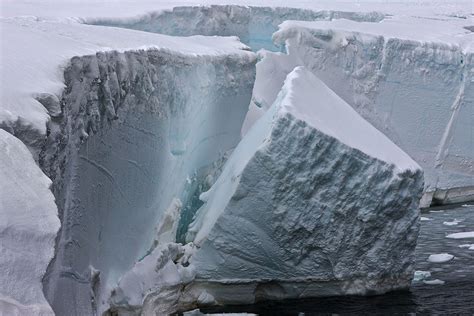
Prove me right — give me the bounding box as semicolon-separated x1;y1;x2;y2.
420;217;431;221
413;271;431;282
427;253;454;263
458;244;474;249
443;219;461;226
423;279;445;285
446;232;474;239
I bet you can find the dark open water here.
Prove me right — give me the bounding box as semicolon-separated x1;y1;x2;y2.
200;204;474;315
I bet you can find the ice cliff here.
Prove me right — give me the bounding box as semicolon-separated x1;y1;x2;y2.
245;15;473;207
0;16;255;316
108;67;423;314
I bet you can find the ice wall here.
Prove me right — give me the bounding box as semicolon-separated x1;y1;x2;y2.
246;16;473;206
107;67;423;315
88;5;384;51
39;49;255;315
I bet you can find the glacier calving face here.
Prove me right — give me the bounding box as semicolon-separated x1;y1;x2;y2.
39;49;255;315
110;67;423;314
0;130;60;316
246;16;473;206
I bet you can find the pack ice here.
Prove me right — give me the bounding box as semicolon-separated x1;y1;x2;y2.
108;67;423;314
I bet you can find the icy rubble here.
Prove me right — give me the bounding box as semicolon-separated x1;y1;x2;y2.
0;130;60;316
244;15;473;207
109;67;423;314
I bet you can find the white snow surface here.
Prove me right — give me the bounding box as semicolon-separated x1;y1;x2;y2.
0;129;60;315
427;253;454;263
0;16;251;134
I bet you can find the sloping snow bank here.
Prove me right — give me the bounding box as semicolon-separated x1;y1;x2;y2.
0;130;60;316
245;15;473;207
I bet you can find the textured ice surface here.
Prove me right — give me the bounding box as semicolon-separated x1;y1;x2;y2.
37;47;255;315
245;15;473;206
0;130;60;316
179;67;423;306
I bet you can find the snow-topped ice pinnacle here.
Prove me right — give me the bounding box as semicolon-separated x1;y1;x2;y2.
184;67;424;305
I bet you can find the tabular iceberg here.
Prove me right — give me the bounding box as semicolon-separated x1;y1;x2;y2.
109;67;423;314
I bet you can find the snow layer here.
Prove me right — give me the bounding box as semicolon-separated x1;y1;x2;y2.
180;67;423;306
246;15;473;206
0;130;60;316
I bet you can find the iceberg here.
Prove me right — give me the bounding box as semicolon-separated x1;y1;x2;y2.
185;67;423;305
108;67;423;314
245;15;473;207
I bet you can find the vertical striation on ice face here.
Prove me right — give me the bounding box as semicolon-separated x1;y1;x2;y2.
39;48;255;316
0;130;60;316
184;67;423;305
255;16;473;206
